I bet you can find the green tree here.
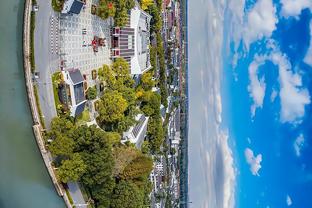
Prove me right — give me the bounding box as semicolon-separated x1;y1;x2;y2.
112;58;134;89
69;125;117;207
141;91;161;116
81;149;114;189
49;117;75;135
141;72;155;91
49;134;74;158
87;86;97;100
92;178;116;208
72;125;111;152
140;0;154;10
121;155;153;179
114;8;128;27
111;180;144;208
97;0;116;19
147;116;164;153
99;59;134;91
98;64;116;89
119;86;136;106
148;4;162;33
141;141;150;154
97;90;128;124
112;146;141;177
57;153;87;183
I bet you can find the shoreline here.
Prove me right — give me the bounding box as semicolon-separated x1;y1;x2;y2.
22;0;72;207
179;0;189;206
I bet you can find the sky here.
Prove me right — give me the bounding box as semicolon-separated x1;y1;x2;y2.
189;0;312;207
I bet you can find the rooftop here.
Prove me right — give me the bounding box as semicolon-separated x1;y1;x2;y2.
130;7;152;74
73;82;85;104
68;69;84;84
62;0;84;14
123;114;149;148
112;6;152;75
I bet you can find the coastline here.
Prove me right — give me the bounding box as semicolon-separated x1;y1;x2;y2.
22;0;71;207
179;0;189;206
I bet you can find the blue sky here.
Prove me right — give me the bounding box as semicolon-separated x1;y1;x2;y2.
189;0;312;207
222;0;312;207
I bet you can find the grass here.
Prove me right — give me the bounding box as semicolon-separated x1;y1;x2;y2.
65;188;74;206
33;85;46;128
76;110;91;125
52;72;63;115
30;11;35;72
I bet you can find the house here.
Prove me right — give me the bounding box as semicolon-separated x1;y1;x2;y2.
122;114;149;148
111;6;152;75
61;69;86;117
62;0;84;15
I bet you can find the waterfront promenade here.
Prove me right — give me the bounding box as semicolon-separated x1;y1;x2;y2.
23;0;72;207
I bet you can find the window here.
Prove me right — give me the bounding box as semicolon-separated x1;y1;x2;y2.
128;35;133;49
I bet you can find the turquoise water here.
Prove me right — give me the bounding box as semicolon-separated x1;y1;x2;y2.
0;0;65;207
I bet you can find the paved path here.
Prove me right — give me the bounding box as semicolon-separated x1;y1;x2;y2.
67;182;88;208
34;0;59;129
33;1;87;207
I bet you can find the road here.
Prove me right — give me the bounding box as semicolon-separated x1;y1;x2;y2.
67;182;88;208
34;0;59;129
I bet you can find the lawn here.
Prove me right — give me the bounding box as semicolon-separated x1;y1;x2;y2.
52;72;63;115
76;110;91;125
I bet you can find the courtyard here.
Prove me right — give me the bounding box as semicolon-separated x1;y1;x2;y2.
59;0;112;85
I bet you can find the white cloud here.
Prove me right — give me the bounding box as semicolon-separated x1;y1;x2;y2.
218;132;236;208
248;55;267;117
304;20;312;67
227;0;246;50
188;0;236;207
286;195;292;206
294;134;305;157
281;0;312;18
271;52;311;123
243;0;278;49
244;148;262;176
247;45;310;122
271;89;278;102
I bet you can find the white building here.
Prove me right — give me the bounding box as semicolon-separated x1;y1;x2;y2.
111;6;152;75
61;69;86;117
122;114;149;148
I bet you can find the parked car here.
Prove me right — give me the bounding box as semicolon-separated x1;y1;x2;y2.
32;5;39;12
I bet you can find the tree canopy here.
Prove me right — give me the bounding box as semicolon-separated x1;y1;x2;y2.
87;86;97;100
111;180;144;208
97;58;138;132
47;117;154;207
140;72;156;91
97;90;128;124
57;153;87;183
140;0;154;10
